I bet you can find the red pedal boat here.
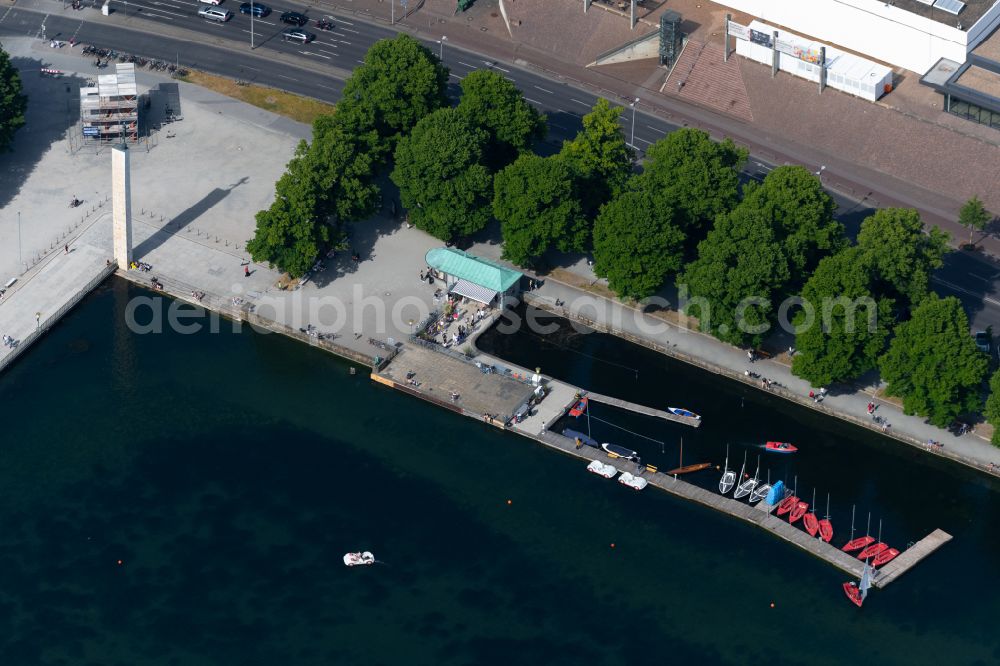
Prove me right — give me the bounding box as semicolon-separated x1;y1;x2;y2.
818;518;834;543
569;397;588;417
765;441;797;454
843;581;864;607
872;547;900;567
789;501;809;524
776;495;798;516
857;542;888;560
842;535;874;552
803;512;820;536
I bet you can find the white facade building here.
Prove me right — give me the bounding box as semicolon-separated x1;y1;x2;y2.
714;0;1000;73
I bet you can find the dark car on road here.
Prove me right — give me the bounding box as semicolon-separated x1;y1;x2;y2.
280;11;308;26
239;2;270;17
282;27;316;43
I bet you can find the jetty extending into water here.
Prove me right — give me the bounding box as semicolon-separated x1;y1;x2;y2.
585;391;701;428
370;345;950;591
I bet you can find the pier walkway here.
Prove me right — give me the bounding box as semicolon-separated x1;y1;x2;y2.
586;391;701;428
874;529;953;588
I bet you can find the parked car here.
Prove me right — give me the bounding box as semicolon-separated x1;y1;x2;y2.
280;11;309;26
282;27;316;43
975;330;991;353
198;0;223;5
239;2;270;16
198;6;232;21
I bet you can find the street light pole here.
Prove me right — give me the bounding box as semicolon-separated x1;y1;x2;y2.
439;35;447;60
629;98;638;148
251;7;255;49
18;211;22;269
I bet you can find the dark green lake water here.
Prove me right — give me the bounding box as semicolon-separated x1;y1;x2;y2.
1;283;997;665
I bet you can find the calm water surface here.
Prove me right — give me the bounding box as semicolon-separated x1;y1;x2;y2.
1;284;997;665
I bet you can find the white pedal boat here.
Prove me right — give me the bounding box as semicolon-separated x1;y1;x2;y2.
618;472;648;491
587;460;618;478
343;551;375;567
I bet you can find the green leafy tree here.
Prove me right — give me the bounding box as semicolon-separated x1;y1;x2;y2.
337;34;448;151
592;187;686;300
0;46;27;152
641;128;747;234
742;166;844;275
457;69;546;170
560;98;634;215
391;108;492;241
791;248;894;386
958;195;991;247
308;115;381;222
856;208;949;309
879;293;988;427
247;145;329;278
984;369;1000;446
678;203;790;347
494;154;586;267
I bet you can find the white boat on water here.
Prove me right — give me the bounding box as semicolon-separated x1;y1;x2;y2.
587;460;618;479
343;551;375;567
618;472;648;491
668;407;701;419
750;474;771;504
719;444;736;494
734;455;761;500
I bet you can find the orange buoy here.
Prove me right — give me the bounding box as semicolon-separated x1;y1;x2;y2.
610;543;616;549
770;602;775;608
506;499;512;505
117;560;123;565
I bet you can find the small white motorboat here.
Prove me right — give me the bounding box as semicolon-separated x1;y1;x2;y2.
343;551;375;567
587;460;618;478
618;472;648;491
668;407;701;420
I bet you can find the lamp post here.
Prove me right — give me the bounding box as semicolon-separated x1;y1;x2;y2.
815;165;826;181
629;97;639;148
18;211;22;269
439;35;447;61
251;5;255;49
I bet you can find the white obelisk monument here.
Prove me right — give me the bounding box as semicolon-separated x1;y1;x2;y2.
112;143;133;269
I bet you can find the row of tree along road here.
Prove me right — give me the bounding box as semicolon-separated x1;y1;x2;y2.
244;35;1000;444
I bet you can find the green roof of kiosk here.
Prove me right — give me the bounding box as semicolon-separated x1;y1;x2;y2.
425;248;523;293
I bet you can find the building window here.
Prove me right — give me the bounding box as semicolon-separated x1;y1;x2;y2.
946;98;1000;130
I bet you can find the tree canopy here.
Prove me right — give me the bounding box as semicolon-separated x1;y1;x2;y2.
678;202;790;347
0;46;27;152
493;154;586;267
457;69;546;170
391;107;493;241
879;293;988;427
337;34;448;152
741;166;844;275
560;98;634;215
592;187;686;300
246;142;330;278
856;208;949;309
958;195;991;247
791;247;894;386
641;128;747;234
984;368;1000;446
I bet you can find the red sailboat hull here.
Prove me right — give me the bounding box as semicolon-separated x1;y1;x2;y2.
858;542;888;560
569;398;588;417
818;519;833;543
872;547;900;567
789;501;809;524
803;512;820;536
843;582;864;607
842;535;874;552
776;495;798;516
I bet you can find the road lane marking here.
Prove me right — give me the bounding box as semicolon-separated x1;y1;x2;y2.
634;137;652;145
456;60;476;68
534;85;553;94
570;98;591;107
277;73;301;81
450;73;463;80
340;27;360;34
306;52;332;60
493;64;510;72
319;49;338;57
336;17;354;25
526;97;543;105
316;83;340;91
337;40;352;45
932;277;1000;307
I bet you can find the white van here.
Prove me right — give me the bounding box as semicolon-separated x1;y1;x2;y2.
198;6;232;21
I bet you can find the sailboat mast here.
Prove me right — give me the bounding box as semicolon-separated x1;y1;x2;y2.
850;504;856;541
826;493;831;520
877;519;882;543
866;512;871;537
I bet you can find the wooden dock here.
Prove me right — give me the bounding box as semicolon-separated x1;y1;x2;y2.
586;391;702;428
521;425;950;586
872;529;952;589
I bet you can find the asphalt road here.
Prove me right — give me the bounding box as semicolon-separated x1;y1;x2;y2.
2;0;1000;329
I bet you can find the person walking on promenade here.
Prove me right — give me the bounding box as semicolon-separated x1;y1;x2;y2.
64;244;68;254
244;265;250;278
35;312;40;329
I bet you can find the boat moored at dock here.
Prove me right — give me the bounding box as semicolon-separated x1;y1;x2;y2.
668;407;700;420
618;472;648;490
587;460;618;479
602;442;640;462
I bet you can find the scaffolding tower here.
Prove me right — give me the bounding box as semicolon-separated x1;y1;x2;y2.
80;63;139;144
659;10;683;67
